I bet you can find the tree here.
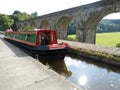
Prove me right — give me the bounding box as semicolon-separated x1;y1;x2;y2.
11;10;32;21
96;19;120;33
12;10;21;15
67;20;76;35
0;14;14;31
10;10;33;30
116;43;120;48
31;12;38;18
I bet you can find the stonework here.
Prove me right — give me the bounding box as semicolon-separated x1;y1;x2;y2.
16;0;120;44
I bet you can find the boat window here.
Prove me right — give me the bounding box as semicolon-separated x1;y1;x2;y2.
25;34;30;41
9;33;11;37
15;34;18;38
51;33;55;42
5;33;8;36
27;34;30;41
39;35;41;43
25;34;27;40
12;34;14;38
41;33;49;45
13;34;15;38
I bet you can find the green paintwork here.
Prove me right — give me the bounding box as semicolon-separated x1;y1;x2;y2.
6;33;36;42
28;34;36;42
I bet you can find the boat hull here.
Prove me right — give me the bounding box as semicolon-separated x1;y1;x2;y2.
36;49;67;60
4;38;67;60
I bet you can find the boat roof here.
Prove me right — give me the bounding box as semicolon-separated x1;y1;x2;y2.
33;29;56;32
6;29;56;34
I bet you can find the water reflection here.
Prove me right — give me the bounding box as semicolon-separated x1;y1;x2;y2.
68;53;120;74
0;34;4;38
39;55;120;90
39;59;72;77
78;75;87;86
65;56;120;90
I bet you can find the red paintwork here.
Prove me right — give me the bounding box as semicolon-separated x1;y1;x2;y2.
4;29;68;50
36;30;58;46
48;43;68;50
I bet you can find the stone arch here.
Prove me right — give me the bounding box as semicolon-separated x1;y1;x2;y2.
67;20;76;34
55;16;71;39
84;9;118;44
23;23;29;30
40;20;51;29
16;0;120;43
17;24;22;30
30;22;37;29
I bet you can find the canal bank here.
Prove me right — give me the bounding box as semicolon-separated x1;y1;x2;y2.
59;40;120;66
0;38;82;90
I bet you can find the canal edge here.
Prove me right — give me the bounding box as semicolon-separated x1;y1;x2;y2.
59;40;120;67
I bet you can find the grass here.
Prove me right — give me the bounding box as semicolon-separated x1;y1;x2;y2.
67;35;76;41
69;46;120;62
68;32;120;47
96;32;120;47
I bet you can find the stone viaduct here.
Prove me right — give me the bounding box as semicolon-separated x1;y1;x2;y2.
16;0;120;44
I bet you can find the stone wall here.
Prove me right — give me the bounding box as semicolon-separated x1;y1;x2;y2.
17;0;120;44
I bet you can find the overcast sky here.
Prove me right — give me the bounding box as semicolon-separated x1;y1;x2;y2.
0;0;120;19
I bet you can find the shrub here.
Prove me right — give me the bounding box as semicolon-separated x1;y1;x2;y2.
116;42;120;48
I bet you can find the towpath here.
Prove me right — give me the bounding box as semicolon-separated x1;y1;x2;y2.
0;38;81;90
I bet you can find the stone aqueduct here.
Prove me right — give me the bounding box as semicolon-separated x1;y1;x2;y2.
16;0;120;44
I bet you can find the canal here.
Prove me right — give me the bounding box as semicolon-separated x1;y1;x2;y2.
1;33;120;90
45;55;120;90
0;34;4;38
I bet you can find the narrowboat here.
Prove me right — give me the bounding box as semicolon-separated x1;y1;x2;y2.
4;29;68;60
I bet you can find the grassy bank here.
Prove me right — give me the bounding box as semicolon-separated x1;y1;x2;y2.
68;32;120;47
96;32;120;47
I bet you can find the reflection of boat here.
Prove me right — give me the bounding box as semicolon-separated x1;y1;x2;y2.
42;59;72;77
4;29;68;60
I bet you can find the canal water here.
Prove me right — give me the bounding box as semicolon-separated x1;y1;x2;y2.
0;34;4;38
2;33;120;90
65;56;120;90
45;56;120;90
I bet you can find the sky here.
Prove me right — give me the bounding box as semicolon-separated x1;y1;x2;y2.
0;0;120;19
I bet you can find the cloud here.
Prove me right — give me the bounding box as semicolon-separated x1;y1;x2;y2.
0;0;100;15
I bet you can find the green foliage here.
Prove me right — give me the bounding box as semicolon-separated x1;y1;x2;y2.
67;35;76;41
70;45;120;62
31;12;38;18
68;32;120;47
11;10;38;31
0;14;14;31
67;20;76;35
116;43;120;48
11;10;34;21
96;32;120;47
97;19;120;33
10;10;34;30
23;25;34;30
12;12;32;21
67;19;120;35
0;10;38;31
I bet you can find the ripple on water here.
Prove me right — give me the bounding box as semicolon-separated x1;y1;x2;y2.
65;56;120;90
